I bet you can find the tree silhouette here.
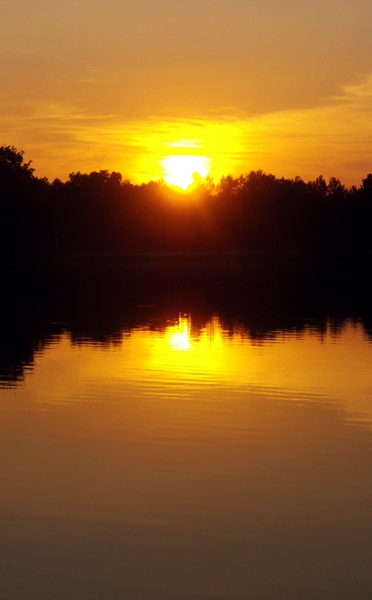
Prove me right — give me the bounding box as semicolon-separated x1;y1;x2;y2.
0;145;35;182
1;145;372;259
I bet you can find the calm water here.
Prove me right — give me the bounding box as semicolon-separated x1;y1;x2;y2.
1;260;372;599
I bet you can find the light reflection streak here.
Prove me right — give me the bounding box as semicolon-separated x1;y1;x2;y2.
167;315;192;352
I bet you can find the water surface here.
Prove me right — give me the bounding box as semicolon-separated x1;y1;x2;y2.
1;306;372;599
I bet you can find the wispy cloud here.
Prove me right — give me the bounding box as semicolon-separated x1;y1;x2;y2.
1;74;372;184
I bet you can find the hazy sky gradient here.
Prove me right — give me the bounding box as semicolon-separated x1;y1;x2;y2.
1;0;372;183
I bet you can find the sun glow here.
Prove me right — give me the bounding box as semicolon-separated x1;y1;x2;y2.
161;154;211;190
149;314;228;376
128;121;246;187
167;316;192;351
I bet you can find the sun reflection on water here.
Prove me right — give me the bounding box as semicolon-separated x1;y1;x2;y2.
2;315;372;426
148;313;228;379
167;315;192;352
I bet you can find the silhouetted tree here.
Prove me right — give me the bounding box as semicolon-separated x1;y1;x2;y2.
1;145;372;259
0;145;35;183
361;173;372;197
0;145;48;254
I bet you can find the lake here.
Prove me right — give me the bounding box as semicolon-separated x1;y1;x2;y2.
1;260;372;599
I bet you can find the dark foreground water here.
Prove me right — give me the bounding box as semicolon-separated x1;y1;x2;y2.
1;259;372;599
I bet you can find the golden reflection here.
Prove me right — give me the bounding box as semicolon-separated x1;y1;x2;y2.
167;315;192;351
6;317;372;427
148;314;227;377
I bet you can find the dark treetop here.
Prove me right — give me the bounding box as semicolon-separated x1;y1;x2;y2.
1;145;372;258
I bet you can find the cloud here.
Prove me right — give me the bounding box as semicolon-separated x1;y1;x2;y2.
1;74;372;185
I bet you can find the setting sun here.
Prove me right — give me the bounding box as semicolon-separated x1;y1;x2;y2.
161;154;211;190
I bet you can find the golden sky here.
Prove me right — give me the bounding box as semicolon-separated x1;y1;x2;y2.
1;0;372;185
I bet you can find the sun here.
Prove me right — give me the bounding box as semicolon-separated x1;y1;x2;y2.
161;154;211;190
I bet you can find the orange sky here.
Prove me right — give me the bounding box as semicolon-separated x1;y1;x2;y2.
1;0;372;185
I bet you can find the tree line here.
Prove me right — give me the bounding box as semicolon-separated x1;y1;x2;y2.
1;144;372;258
